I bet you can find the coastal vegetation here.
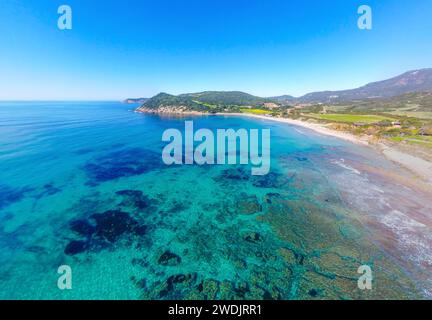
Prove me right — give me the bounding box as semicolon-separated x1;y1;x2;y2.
305;114;393;124
286;93;432;151
239;108;271;115
138;91;273;114
133;69;432;160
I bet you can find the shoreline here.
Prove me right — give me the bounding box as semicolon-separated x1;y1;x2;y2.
136;109;432;184
222;113;432;184
215;113;370;145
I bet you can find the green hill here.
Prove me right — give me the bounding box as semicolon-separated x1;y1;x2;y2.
179;91;271;107
141;93;204;110
138;91;275;113
350;92;432;112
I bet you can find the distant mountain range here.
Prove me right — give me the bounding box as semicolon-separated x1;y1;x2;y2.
127;68;432;110
275;68;432;103
269;95;297;103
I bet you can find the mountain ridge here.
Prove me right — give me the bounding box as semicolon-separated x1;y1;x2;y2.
130;68;432;111
279;68;432;103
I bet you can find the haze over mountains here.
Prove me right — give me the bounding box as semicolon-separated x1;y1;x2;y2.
127;68;432;108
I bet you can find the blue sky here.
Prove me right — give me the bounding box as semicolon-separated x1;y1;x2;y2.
0;0;431;100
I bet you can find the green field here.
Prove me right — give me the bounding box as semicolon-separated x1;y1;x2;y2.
306;113;394;124
240;108;269;115
192;100;217;109
390;135;432;146
388;111;432;120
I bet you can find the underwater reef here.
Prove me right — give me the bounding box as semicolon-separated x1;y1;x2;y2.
55;161;423;300
83;148;164;185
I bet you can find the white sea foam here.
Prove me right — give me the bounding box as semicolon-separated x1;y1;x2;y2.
331;158;362;175
381;210;432;267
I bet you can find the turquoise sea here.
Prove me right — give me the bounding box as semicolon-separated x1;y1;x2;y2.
0;101;431;300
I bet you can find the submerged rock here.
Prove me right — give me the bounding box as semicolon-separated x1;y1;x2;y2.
264;192;281;204
243;232;263;244
116;190;152;210
167;200;190;213
0;184;32;210
69;219;95;238
294;251;305;265
158;251;182;266
64;240;88;256
309;289;319;297
131;276;147;289
236;194;262;215
91;210;139;243
167;273;196;287
233;282;250;298
252;172;291;188
157;273;197;299
64;208;148;256
217;167;250;181
133;225;148;236
83;148;163;185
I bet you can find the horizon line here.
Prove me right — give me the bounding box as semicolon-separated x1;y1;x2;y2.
1;67;431;102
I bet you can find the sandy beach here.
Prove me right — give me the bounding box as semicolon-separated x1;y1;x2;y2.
216;113;432;185
217;113;370;145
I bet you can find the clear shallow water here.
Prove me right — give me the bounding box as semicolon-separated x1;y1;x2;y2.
0;101;431;300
